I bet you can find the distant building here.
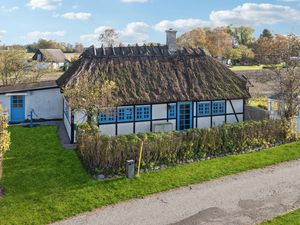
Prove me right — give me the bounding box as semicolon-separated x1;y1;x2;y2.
32;49;69;70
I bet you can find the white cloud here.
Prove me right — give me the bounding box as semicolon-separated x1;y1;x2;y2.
0;30;7;39
153;3;300;34
210;3;300;26
28;0;62;10
24;31;65;41
122;22;150;43
121;0;148;3
80;22;150;45
62;12;91;21
1;5;19;12
153;19;210;32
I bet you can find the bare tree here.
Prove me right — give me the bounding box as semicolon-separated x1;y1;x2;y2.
63;73;118;130
98;29;120;47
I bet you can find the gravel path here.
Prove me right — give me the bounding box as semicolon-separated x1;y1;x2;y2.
52;160;300;225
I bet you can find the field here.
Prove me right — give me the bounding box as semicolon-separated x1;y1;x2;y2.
1;126;300;224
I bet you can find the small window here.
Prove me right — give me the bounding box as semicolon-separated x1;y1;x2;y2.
12;96;24;108
135;105;151;121
197;102;210;116
118;107;133;122
99;109;116;124
212;101;225;115
168;104;176;118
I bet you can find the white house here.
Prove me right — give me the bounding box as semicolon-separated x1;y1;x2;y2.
0;29;250;144
0;81;63;123
32;49;69;70
57;29;250;143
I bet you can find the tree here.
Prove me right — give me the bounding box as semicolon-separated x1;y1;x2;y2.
226;25;255;47
0;50;29;86
260;29;273;39
258;34;300;139
74;43;84;53
98;29;120;47
224;45;254;65
63;73;118;130
177;27;232;58
0;104;10;179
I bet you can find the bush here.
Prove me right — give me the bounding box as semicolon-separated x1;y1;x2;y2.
0;105;10;179
77;120;285;176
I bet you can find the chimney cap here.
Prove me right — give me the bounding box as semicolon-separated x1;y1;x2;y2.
166;28;177;33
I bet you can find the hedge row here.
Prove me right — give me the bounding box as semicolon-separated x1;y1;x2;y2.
77;119;285;175
0;105;10;179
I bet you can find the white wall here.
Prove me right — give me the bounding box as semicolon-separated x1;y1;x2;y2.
226;99;244;114
212;116;225;127
27;88;63;120
99;124;116;136
197;117;211;129
152;104;167;119
136;121;151;133
118;123;133;135
0;88;63;122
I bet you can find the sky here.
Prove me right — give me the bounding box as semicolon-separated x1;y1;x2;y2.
1;0;300;46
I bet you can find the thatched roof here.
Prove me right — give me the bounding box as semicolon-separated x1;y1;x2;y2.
57;45;250;105
32;49;68;63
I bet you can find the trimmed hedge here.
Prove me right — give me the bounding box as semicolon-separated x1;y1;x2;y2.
77;120;285;175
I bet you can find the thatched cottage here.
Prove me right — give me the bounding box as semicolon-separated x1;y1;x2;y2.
0;29;250;143
58;29;250;143
32;49;69;70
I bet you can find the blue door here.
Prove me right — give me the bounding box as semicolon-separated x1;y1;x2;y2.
11;96;25;123
177;102;193;131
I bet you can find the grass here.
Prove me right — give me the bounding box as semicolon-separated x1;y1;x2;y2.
248;97;269;110
1;126;300;224
231;65;265;71
230;63;284;71
262;209;300;224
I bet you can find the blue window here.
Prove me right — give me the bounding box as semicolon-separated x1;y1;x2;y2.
197;102;211;116
212;101;225;115
135;105;151;121
64;100;70;122
118;107;133;122
168;104;176;118
99;109;116;124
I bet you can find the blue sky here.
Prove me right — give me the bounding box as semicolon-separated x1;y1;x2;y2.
1;0;300;46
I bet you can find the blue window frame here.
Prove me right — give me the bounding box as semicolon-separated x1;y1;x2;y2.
118;107;133;122
168;104;176;118
197;102;211;116
99;109;116;124
64;100;70;122
212;101;225;115
135;105;151;121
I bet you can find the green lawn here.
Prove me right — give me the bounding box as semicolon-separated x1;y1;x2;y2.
1;126;300;225
262;209;300;224
231;65;265;71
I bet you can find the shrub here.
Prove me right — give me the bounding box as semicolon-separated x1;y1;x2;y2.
77;119;285;176
0;105;10;179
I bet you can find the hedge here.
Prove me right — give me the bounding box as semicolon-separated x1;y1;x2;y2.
77;119;285;176
0;105;10;179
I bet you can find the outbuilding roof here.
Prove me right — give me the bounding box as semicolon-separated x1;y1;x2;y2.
0;80;58;94
57;45;250;105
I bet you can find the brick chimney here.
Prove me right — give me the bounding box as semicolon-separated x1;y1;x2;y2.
166;28;177;53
